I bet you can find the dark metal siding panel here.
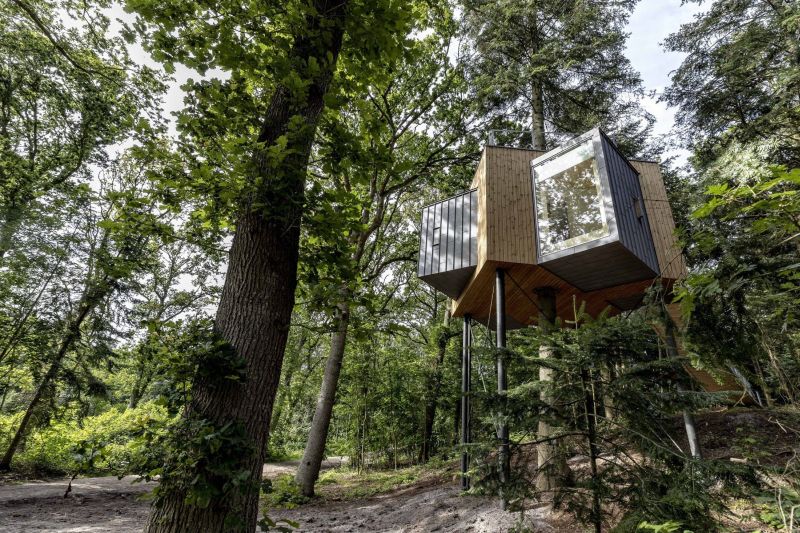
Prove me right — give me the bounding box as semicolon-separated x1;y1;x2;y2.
418;206;428;276
439;199;448;272
431;202;441;275
454;194;463;270
469;189;478;265
447;197;456;271
601;136;659;275
418;189;479;285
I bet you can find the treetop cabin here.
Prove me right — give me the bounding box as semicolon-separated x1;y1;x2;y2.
418;127;686;328
418;127;696;491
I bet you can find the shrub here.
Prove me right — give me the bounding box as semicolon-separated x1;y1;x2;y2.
0;401;173;475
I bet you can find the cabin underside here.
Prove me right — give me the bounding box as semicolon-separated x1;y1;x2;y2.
450;259;669;329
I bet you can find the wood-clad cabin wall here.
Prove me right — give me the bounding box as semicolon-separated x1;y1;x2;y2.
471;153;488;267
481;146;543;265
630;161;687;280
469;149;685;280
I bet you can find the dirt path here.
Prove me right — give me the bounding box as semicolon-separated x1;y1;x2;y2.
0;476;552;533
0;459;557;533
277;481;554;533
0;475;155;533
0;458;350;533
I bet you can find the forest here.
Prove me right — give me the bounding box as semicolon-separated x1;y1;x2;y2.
0;0;798;531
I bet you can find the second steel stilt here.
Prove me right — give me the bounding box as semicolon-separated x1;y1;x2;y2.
461;314;472;490
495;269;510;505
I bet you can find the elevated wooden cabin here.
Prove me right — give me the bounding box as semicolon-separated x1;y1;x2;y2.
418;128;686;327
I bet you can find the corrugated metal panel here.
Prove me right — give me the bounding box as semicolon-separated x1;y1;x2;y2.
601;134;660;275
418;189;479;298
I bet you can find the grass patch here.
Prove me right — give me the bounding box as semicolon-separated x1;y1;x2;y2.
314;463;449;502
260;460;454;509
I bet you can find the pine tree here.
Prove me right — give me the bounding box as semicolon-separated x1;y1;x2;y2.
461;0;651;151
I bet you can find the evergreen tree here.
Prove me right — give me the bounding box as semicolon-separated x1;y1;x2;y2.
663;0;800;168
666;0;800;405
461;0;652;152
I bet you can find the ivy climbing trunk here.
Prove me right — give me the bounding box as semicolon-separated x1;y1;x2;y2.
143;3;348;531
296;299;350;497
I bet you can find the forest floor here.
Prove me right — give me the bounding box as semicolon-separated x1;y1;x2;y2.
0;457;569;532
0;408;797;532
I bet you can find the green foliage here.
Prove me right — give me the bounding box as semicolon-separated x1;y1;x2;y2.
663;0;800;167
148;415;255;511
257;513;298;532
461;0;654;154
261;474;309;509
467;302;763;532
0;401;172;475
636;521;692;533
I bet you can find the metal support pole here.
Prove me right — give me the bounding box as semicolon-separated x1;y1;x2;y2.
495;269;510;503
461;314;472;490
665;319;702;459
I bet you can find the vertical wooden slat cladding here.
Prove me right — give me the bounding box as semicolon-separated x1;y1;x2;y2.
601;134;660;276
630;160;687;280
483;146;543;265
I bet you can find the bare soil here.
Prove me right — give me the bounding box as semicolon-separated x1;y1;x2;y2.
0;458;562;532
0;475;155;533
276;481;561;533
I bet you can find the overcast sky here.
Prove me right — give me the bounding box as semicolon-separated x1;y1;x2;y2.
626;0;705;161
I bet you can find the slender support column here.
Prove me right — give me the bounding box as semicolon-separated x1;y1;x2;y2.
664;320;702;459
461;314;472;490
495;269;510;504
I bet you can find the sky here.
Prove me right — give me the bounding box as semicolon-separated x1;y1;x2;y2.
625;0;706;161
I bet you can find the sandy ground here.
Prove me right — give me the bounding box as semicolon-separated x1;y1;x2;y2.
0;458;552;533
277;481;553;533
0;475;155;533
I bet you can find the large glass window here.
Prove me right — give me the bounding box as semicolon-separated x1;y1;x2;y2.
534;139;609;256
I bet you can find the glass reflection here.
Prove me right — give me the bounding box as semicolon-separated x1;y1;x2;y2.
534;139;609;256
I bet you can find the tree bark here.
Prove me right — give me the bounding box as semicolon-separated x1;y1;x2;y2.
600;363;615;419
535;287;569;497
296;301;350;496
419;310;453;463
144;3;348;531
531;82;547;151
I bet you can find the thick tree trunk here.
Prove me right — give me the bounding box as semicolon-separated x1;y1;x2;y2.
296;301;350;496
144;3;347;531
0;284;106;470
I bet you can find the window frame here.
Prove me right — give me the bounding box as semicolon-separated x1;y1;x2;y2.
530;128;619;264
